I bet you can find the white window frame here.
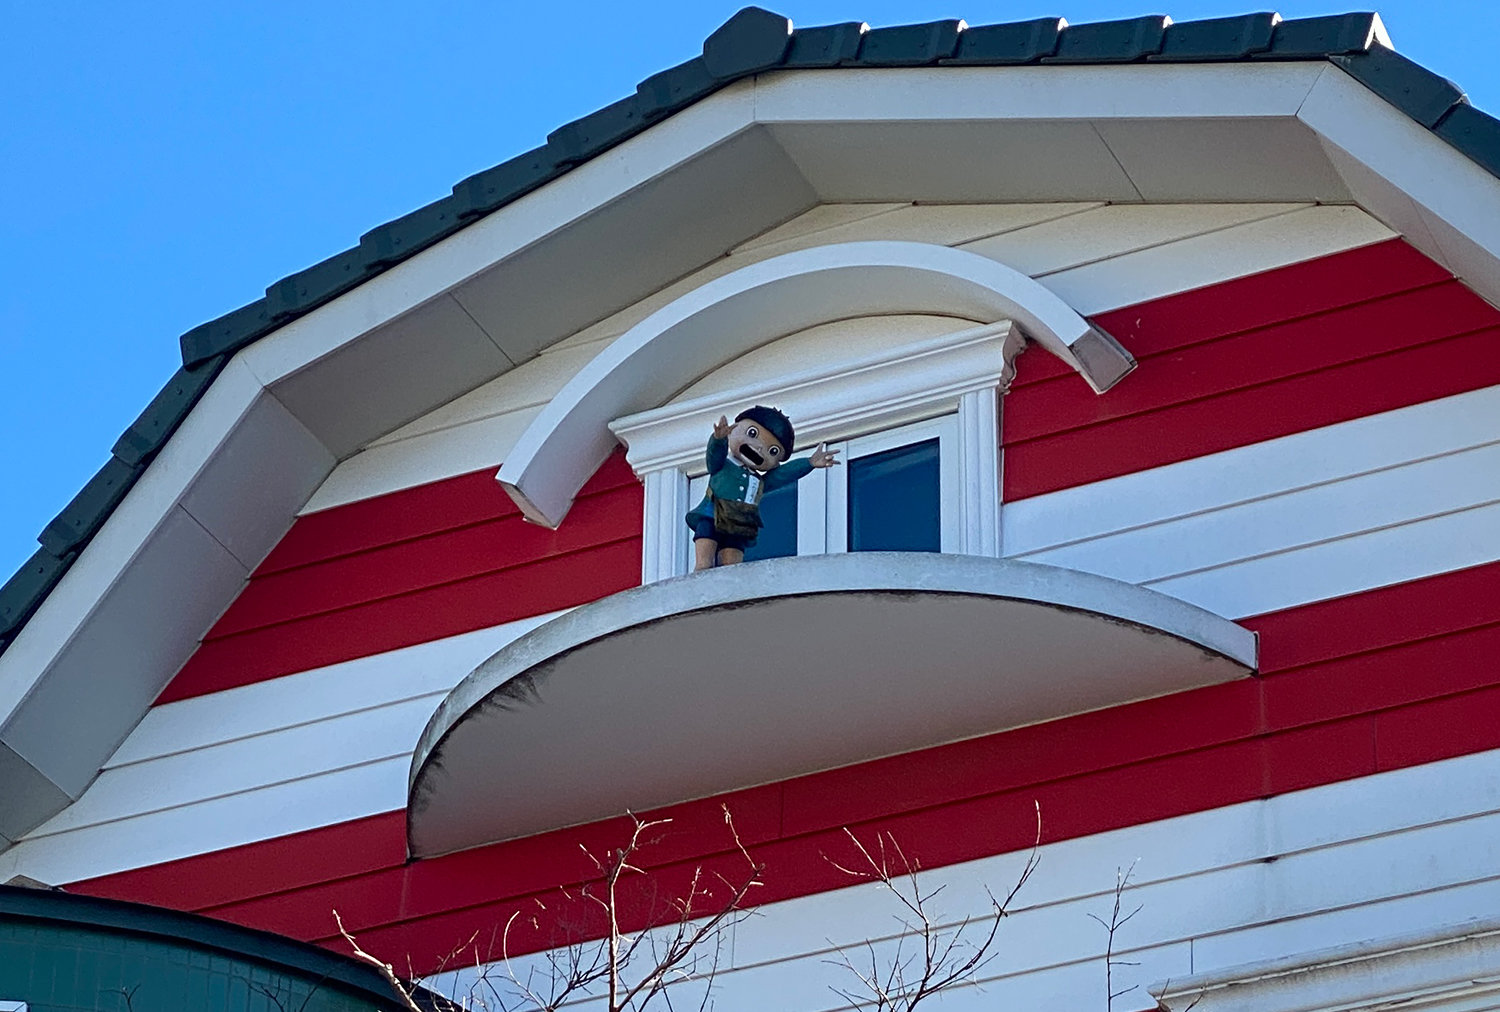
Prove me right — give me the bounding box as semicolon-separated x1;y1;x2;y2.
611;320;1025;582
684;414;963;568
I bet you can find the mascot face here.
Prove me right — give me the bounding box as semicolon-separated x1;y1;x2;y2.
727;418;786;473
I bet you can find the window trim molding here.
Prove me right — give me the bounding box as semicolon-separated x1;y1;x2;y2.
612;321;1022;582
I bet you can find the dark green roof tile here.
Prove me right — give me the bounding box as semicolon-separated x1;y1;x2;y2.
265;246;381;322
358;195;465;267
0;549;73;639
637;58;719;121
179;299;273;368
451;145;561;221
785;22;866;67
547;95;649;167
38;458;141;557
1045;15;1168;63
701;6;793;79
1436;101;1500;176
111;356;228;467
1260;12;1382;58
1151;12;1277;61
854;20;964;66
1334;44;1465;128
944;18;1063;65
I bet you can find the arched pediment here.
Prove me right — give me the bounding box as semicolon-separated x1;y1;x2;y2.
496;241;1133;527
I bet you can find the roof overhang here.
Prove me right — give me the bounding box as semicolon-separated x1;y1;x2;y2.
6;49;1499;848
407;553;1256;858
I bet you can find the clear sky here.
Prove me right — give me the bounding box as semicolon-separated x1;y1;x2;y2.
3;0;1498;583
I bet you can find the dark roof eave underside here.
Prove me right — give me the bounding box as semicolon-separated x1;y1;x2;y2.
1;6;1493;658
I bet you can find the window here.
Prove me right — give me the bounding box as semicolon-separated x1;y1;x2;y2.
684;415;962;569
613;318;1021;582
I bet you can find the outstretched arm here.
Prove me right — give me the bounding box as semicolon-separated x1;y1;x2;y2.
765;443;840;489
705;415;731;474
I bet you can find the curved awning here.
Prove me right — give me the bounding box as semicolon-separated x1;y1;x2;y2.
407;553;1256;858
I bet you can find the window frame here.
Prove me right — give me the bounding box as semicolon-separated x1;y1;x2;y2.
612;319;1023;582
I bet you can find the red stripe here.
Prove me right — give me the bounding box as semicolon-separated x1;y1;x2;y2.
1002;241;1500;499
71;558;1500;975
157;453;643;702
161;536;641;702
1004;324;1500;499
1009;280;1492;443
1017;238;1449;385
207;483;641;639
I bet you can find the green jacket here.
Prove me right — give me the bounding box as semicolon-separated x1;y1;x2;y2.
685;435;813;528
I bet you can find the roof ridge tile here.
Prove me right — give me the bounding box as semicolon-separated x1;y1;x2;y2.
942;18;1064;65
1042;14;1170;63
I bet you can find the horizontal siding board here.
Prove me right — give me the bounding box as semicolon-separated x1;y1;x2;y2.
208;483;639;638
161;535;641;702
1019;440;1500;586
1017;236;1448;385
1004;324;1500;500
1248;556;1500;671
1009;279;1496;444
1150;497;1500;618
1041;205;1396;318
260;452;637;575
1003;384;1500;558
959;201;1308;278
67;811;406;911
108;612;561;769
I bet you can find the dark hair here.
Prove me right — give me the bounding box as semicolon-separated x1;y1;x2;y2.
735;405;795;453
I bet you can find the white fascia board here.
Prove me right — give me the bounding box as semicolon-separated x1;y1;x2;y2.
752;63;1328;125
240;79;759;387
1154;917;1500;1012
0;357;264;723
1300;67;1500;306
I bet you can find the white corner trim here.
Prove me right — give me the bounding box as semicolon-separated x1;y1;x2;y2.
958;385;1002;557
497;240;1124;529
640;469;691;585
1153;916;1500;1012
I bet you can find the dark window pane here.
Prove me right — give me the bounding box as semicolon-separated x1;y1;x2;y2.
848;439;941;552
744;481;798;562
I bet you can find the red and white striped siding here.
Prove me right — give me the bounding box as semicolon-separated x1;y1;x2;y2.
5;212;1500;999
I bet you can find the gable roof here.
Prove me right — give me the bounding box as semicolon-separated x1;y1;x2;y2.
3;7;1481;661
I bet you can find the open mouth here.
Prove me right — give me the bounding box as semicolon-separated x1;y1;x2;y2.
739;445;764;466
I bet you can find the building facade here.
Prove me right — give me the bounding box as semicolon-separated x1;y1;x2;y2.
5;8;1500;1011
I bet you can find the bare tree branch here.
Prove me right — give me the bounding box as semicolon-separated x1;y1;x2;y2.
1088;860;1143;1011
825;801;1043;1011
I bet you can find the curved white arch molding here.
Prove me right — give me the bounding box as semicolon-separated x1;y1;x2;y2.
497;240;1134;528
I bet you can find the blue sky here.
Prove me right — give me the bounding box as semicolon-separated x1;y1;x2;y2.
3;0;1498;583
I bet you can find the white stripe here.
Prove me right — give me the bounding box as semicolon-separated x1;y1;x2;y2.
1042;204;1394;316
1004;385;1500;618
